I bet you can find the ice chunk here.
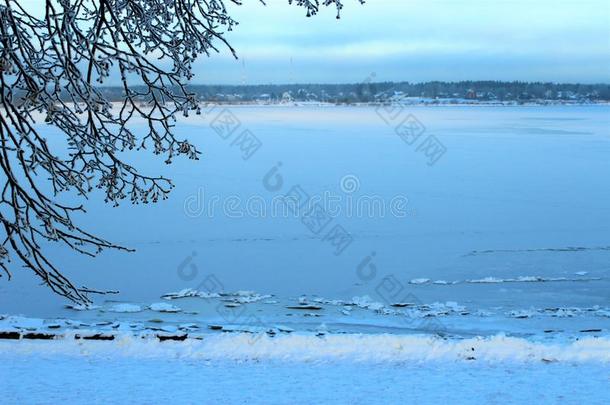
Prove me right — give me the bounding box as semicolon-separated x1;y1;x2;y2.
507;310;536;319
161;288;221;300
149;303;182;313
107;304;143;313
467;277;504;283
65;303;100;311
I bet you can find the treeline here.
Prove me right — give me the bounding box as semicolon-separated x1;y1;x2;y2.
96;81;610;103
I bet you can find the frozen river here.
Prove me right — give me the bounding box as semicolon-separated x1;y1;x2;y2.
0;105;609;338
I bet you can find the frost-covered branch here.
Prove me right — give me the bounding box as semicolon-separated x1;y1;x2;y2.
0;0;362;303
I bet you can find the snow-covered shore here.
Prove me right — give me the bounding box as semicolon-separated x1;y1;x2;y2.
3;332;610;364
2;334;610;404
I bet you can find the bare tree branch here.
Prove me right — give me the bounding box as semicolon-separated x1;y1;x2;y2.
0;0;362;303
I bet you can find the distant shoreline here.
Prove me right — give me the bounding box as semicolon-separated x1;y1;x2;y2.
91;81;610;105
193;100;610;107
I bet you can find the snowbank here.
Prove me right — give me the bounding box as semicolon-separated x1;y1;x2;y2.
2;333;610;364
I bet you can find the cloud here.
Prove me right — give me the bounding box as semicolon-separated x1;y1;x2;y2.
17;0;609;83
193;0;610;83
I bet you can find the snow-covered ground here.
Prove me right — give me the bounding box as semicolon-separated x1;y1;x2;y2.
2;334;610;404
1;105;609;403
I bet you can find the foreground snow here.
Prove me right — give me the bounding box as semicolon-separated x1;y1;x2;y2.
2;357;609;404
1;333;610;404
3;333;610;363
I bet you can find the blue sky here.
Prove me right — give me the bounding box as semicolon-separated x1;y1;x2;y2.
192;0;610;84
17;0;609;84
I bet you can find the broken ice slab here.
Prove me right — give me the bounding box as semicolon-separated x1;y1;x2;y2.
286;305;323;310
149;303;182;313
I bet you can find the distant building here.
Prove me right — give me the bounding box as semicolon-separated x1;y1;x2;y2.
465;89;477;99
281;91;293;102
256;93;271;102
225;94;242;101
